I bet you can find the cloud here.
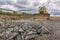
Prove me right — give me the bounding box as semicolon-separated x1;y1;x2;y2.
0;0;60;15
1;5;18;11
46;0;60;15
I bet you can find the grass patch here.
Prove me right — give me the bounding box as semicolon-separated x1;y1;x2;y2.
0;11;33;16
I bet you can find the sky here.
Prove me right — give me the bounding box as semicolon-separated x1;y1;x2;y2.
0;0;60;15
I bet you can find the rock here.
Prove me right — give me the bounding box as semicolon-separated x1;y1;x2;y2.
0;22;4;27
19;28;24;32
0;19;51;40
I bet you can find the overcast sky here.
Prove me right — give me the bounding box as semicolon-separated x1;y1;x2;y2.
0;0;60;15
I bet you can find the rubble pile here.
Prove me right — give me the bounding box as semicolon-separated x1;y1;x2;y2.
0;19;54;40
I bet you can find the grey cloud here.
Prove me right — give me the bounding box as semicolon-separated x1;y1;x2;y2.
0;0;41;13
51;9;60;15
0;0;60;15
17;0;28;5
46;0;60;15
54;1;60;6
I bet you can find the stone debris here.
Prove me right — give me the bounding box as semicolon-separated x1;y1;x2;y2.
0;19;54;40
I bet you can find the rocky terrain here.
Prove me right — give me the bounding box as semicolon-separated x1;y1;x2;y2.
0;19;60;40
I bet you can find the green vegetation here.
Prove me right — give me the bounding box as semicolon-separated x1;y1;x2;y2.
0;10;33;16
22;12;33;16
0;11;14;15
